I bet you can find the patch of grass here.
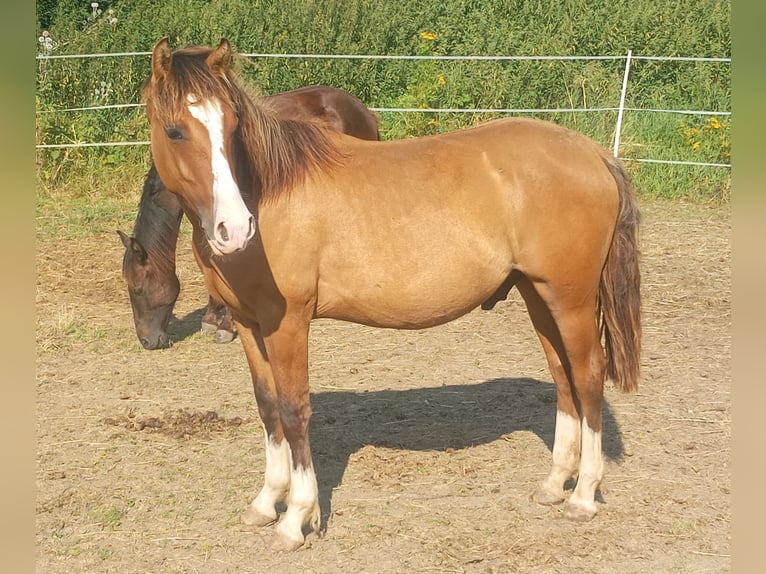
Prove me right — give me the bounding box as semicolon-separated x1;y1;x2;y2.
36;304;109;353
670;518;698;537
614;111;731;201
36;159;148;241
627;160;731;203
97;504;124;530
37;192;139;242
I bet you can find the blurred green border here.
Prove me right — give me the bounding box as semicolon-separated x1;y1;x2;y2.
1;3;35;572
732;1;765;571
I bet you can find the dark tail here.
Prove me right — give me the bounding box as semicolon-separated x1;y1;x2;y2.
599;155;642;392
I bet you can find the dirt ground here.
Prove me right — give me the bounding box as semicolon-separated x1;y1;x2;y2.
36;199;730;573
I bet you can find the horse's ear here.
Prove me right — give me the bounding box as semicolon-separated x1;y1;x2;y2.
117;230;132;250
117;231;149;265
151;37;173;81
206;38;232;76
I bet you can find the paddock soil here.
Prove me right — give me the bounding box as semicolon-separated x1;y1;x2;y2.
36;199;731;573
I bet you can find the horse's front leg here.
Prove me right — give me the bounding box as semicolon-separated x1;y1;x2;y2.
201;295;223;334
214;304;236;344
264;314;319;551
237;322;291;528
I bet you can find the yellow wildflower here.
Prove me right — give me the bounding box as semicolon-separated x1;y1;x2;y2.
692;142;700;150
437;74;446;85
419;31;436;41
709;117;721;129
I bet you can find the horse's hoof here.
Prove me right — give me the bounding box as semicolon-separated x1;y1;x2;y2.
563;500;598;522
270;532;305;552
241;506;276;527
200;321;218;334
532;486;565;506
214;329;235;344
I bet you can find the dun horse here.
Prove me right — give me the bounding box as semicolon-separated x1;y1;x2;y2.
119;85;380;349
142;38;641;551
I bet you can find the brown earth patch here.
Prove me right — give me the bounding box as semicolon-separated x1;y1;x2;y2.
36;199;730;573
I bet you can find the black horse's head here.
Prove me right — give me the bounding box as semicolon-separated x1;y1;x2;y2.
118;230;179;350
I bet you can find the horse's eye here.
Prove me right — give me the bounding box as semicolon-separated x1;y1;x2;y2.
165;127;184;141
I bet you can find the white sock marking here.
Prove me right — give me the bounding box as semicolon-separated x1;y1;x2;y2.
276;464;320;544
539;409;581;499
552;409;581;476
250;434;290;520
569;416;603;512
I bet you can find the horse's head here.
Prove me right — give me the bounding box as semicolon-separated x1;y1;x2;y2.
142;37;255;256
118;230;179;349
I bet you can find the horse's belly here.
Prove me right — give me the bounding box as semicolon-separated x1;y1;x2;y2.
315;263;507;329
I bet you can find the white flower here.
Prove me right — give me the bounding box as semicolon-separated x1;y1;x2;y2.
38;30;54;53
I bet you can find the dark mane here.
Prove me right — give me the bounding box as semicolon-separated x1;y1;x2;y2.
141;45;342;201
131;163;182;273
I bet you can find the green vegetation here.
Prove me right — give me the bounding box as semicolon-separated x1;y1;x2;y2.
36;0;730;202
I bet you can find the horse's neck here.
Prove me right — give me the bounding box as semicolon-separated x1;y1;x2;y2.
133;183;183;266
239;101;340;201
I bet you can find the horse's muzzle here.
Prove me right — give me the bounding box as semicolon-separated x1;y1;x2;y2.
207;214;256;255
140;332;173;350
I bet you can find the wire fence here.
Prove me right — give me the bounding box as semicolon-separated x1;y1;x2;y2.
35;50;731;168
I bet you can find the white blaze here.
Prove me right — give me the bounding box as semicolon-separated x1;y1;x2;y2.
187;95;254;254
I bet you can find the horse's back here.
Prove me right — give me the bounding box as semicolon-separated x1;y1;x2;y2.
266;85;379;141
328;117;618;228
248;118;615;327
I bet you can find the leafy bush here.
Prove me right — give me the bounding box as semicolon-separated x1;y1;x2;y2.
36;0;730;200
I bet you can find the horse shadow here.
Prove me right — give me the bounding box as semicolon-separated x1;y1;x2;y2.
166;306;209;343
307;377;624;529
160;314;626;526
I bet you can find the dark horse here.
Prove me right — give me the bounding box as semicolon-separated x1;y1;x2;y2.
118;85;380;349
142;38;641;550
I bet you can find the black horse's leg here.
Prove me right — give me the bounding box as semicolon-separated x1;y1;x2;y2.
201;295;221;334
214;305;236;344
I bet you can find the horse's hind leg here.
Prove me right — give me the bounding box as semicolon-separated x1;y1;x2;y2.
517;278;581;505
518;277;606;521
555;306;606;522
237;322;291;529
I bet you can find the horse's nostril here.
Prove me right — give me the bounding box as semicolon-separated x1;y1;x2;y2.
140;337;152;349
218;222;229;242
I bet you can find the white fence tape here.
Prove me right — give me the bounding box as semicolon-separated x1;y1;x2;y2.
35;50;731;167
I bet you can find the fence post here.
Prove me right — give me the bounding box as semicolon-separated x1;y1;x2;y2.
613;49;632;158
